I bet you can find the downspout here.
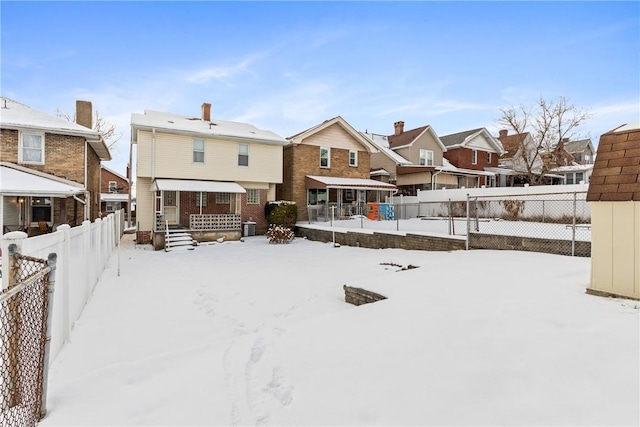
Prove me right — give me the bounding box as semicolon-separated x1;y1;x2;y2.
151;128;156;180
431;168;443;190
73;193;88;221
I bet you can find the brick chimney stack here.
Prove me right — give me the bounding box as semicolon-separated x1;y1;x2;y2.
76;100;93;129
498;129;508;139
201;103;211;122
394;121;405;136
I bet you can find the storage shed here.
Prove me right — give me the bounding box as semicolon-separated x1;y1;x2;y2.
586;121;640;300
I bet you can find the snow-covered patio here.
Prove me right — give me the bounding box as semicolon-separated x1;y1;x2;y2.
39;235;638;426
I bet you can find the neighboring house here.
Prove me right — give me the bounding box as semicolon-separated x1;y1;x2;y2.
277;116;397;221
131;103;287;248
561;137;596;165
439;127;504;187
548;137;595;185
586;121;640;300
361;131;411;185
100;165;130;217
1;98;110;235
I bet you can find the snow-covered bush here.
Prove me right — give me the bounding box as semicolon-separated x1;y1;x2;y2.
266;224;295;244
265;201;297;228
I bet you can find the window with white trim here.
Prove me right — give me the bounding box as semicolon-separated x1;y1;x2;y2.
108;181;118;193
193;139;205;163
19;132;45;164
196;192;207;207
419;149;434;166
349;150;358;167
216;192;230;204
487;152;491;163
320;147;330;168
471;149;477;165
247;189;260;204
238;144;249;166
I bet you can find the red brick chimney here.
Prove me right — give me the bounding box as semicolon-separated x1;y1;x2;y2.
499;129;508;139
201;103;211;122
394;121;405;136
76;100;93;129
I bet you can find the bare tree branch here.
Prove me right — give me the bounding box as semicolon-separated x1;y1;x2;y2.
56;108;122;150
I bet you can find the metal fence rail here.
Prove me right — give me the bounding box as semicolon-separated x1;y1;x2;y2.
0;249;56;427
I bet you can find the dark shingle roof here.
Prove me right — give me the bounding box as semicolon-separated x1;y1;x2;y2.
498;132;529;159
562;138;592;154
439;128;483;147
387;125;429;149
587;126;640;202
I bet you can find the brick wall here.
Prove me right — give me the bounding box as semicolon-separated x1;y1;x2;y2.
101;168;129;193
343;285;387;306
295;226;465;252
444;147;498;186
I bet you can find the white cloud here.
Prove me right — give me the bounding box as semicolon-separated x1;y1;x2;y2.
185;51;270;84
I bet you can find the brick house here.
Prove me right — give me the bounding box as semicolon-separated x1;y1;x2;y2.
548;137;595;185
100;165;130;217
1;97;110;235
439;127;504;188
586;121;640;300
132;103;287;248
277;116;397;221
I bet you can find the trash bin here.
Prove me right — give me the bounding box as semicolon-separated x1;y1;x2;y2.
243;221;256;237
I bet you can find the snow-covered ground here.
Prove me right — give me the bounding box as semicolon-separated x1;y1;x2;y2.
39;235;638;426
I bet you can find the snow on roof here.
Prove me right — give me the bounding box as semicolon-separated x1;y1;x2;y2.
0;162;85;197
438;159;495;177
612;120;640;133
0;97;111;160
100;193;130;202
131;109;287;145
550;164;594;173
361;132;412;165
306;175;397;191
150;179;246;194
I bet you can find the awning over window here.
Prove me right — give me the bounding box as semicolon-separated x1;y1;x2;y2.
101;193;130;202
306;175;397;192
150;179;247;193
0;162;85;197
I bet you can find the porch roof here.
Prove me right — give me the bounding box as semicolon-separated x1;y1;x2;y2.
150;179;246;194
306;175;397;192
0;162;85;197
101;193;130;202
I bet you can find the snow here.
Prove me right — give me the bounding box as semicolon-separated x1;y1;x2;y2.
0;162;85;197
38;235;638;426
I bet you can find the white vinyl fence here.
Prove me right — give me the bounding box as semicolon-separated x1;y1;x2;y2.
1;210;124;363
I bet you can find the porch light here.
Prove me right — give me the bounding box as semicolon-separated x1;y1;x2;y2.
17;196;24;204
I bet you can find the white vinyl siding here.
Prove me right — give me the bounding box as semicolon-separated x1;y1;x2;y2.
300;123;364;151
19;132;45;164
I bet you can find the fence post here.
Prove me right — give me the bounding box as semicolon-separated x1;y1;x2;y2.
466;194;470;250
40;252;57;420
116;211;121;277
57;224;72;343
82;220;91;298
448;198;453;235
2;231;27;291
572;192;577;256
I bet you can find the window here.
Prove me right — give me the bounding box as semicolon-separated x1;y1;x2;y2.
193;139;205;163
576;172;584;184
108;181;118;193
307;189;327;205
471;150;477;165
31;197;52;223
566;173;574;185
20;132;44;164
419;149;434;166
320;147;330;168
238;144;249;166
216;192;230;204
349;150;358;167
487;152;491;164
247;189;260;204
196;192;207;207
106;202;121;212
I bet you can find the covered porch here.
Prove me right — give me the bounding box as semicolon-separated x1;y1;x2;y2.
305;175;397;221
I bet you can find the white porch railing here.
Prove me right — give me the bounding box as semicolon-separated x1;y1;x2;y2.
189;214;241;231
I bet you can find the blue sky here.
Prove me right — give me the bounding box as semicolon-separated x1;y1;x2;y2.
2;1;639;175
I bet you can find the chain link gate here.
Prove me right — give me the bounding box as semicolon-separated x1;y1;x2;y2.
1;247;56;427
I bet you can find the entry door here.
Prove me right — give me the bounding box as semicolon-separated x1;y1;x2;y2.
163;191;179;225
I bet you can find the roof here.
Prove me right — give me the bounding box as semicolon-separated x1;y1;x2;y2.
498;132;530;159
101;165;129;183
288;116;378;153
101;193;130;202
131;109;287;146
0;97;111;160
440;128;505;154
150;179;246;194
562;138;593;154
438;158;495;177
387;125;447;152
360;131;412;165
586;124;640;202
0;162;85;197
306;175;397;191
550;164;594;173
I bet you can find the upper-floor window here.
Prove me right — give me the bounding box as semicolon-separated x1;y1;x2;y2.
349;150;358;167
238;144;249;166
108;181;118;193
419;149;434;166
487;152;491;164
193;139;205;163
320;147;330;168
471;149;478;165
19;132;45;164
247;189;260;204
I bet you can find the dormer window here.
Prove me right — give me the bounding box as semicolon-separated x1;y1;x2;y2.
19;131;45;164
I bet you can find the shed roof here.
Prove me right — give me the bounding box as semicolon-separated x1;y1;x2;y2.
586;122;640;202
0;162;85;197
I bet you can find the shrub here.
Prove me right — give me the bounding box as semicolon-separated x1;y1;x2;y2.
265;201;297;228
266;224;295;244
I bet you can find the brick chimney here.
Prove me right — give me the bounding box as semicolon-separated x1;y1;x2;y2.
201;103;211;122
499;129;508;139
76;100;93;129
394;121;405;136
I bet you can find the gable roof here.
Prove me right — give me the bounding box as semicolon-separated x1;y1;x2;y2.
498;132;530;160
387;125;447;152
440;127;504;154
562;138;594;154
101;165;129;183
131;109;287;146
586;122;640;202
0;97;111;160
360;131;412;165
287;116;378;153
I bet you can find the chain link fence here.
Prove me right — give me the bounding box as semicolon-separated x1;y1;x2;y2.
1;249;56;427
